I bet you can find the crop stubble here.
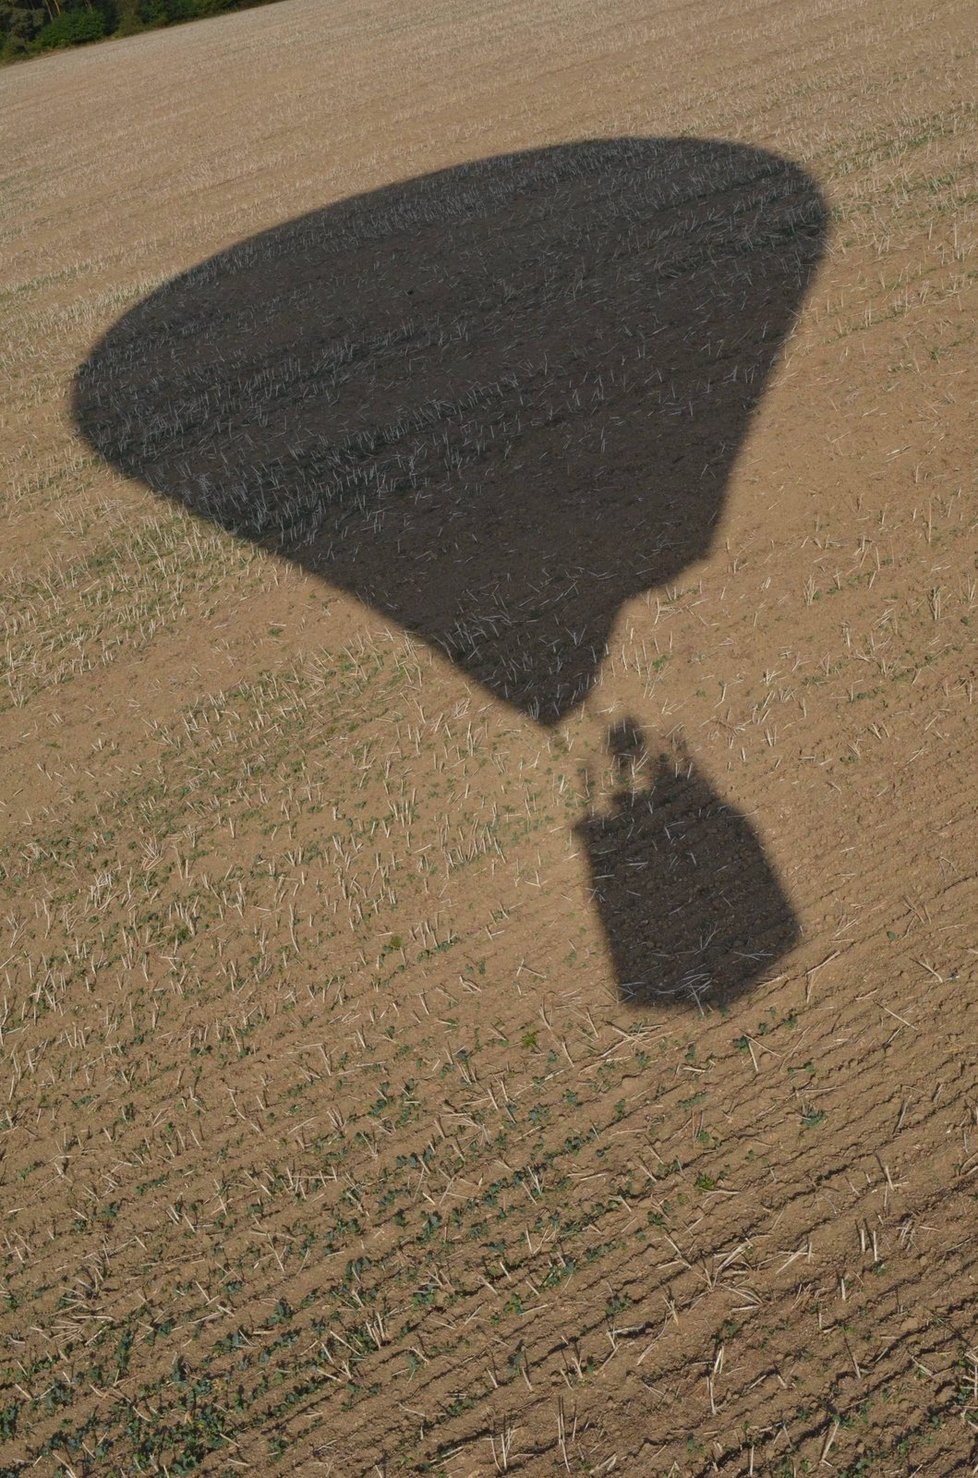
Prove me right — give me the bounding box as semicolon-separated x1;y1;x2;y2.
1;0;977;1472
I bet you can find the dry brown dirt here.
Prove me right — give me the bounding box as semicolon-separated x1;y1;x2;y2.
1;0;977;1473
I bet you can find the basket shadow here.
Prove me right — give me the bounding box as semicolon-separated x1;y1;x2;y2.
73;135;826;1007
576;722;800;1008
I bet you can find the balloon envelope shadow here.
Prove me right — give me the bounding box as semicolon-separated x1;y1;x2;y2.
73;135;825;1006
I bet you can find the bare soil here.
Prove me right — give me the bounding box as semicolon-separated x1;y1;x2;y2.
1;0;977;1473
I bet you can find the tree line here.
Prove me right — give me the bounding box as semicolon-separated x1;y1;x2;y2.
1;0;282;61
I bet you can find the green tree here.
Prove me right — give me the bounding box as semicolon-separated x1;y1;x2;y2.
0;0;47;58
36;3;107;49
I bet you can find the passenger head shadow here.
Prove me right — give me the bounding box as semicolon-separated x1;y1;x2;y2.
73;136;826;1007
73;135;826;723
576;721;800;1007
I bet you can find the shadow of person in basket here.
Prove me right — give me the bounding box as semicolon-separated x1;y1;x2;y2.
73;136;825;1006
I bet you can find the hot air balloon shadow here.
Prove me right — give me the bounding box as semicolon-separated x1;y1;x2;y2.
73;136;825;1005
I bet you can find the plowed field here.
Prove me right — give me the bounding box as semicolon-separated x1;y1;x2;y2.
2;0;977;1471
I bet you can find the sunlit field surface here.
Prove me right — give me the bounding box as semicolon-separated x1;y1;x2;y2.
2;0;977;1471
